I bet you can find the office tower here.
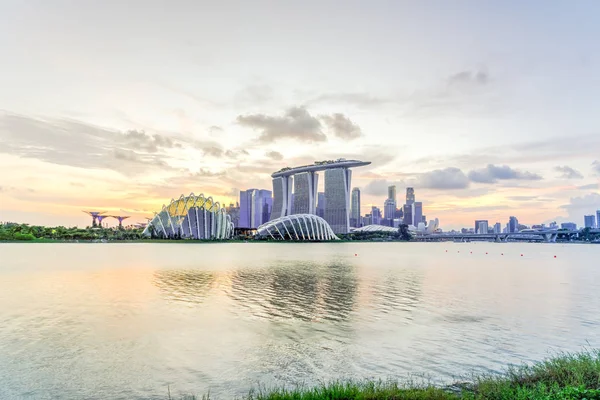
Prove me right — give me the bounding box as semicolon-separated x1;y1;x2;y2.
597;210;600;228
494;222;501;233
561;222;577;230
291;171;318;215
240;189;272;228
226;202;240;228
270;176;293;220
254;190;272;227
350;188;361;227
474;220;489;234
384;198;396;223
316;192;326;218
388;185;397;203
324;168;352;234
403;203;414;226
406;187;415;205
394;208;404;219
422;215;427;224
478;221;489;234
508;216;519;233
584;215;596;229
413;202;423;229
371;206;382;225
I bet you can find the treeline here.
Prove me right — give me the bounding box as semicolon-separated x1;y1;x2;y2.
0;223;144;241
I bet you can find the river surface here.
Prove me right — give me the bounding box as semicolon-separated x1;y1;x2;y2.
0;242;599;399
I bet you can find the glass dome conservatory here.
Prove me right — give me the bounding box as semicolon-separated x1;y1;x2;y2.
256;214;339;241
143;193;234;239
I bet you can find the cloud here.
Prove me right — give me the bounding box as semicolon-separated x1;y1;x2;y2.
320;113;362;140
310;93;389;108
578;183;599;190
237;106;326;143
419;167;470;189
265;150;284;161
447;69;489;86
555;165;583;179
0;111;230;176
593;161;600;174
559;193;600;221
468;165;542;184
363;179;392;196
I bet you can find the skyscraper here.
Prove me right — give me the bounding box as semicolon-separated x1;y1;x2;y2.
475;220;489;234
494;222;501;234
584;215;596;229
406;187;415;205
388;185;397;203
477;221;489;234
508;216;519;233
383;198;396;224
371;206;382;225
291;171;319;215
240;189;272;228
597;210;600;228
403;203;413;226
316;192;326;218
270;176;293;220
324;168;352;234
413;202;423;229
350;188;361;228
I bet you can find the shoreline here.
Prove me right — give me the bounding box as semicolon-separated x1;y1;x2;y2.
178;350;600;399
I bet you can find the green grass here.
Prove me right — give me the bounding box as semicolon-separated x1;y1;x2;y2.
175;350;600;399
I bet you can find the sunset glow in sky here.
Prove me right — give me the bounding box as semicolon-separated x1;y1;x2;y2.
1;1;599;229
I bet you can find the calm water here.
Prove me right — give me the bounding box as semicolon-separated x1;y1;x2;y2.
1;242;599;399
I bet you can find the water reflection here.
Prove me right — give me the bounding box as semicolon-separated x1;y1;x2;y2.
153;270;216;304
368;272;422;322
229;261;358;322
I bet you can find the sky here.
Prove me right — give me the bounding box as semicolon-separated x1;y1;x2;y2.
0;0;599;230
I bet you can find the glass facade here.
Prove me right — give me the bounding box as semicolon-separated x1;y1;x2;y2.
256;214;339;241
292;172;318;215
351;187;361;228
324;168;351;234
270;176;292;220
144;193;234;239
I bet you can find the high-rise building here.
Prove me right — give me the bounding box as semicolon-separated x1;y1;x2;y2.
324;168;352;234
403;203;414;226
394;208;404;219
270;176;293;220
474;220;489;234
494;222;501;233
316;192;326;219
413;202;423;229
561;222;577;230
291;171;319;215
406;187;415;205
508;216;519;233
239;189;272;228
371;206;382;225
597;210;600;228
350;188;361;228
384;198;396;223
584;215;596;229
226;202;240;227
388;185;397;203
477;221;489;234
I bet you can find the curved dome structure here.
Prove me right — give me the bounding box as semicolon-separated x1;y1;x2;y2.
353;224;398;233
256;214;339;241
143;193;234;240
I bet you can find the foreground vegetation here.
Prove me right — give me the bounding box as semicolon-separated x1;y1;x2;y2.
0;222;144;241
178;350;600;399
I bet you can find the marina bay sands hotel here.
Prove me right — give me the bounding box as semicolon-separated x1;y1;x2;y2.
270;159;371;234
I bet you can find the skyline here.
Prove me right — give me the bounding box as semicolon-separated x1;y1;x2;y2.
1;1;599;230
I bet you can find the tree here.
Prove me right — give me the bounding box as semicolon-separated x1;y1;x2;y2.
398;224;412;241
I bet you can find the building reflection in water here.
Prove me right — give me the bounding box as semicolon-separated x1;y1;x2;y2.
153;270;216;304
228;261;359;322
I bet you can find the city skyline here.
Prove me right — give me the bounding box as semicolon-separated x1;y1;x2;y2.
1;1;599;229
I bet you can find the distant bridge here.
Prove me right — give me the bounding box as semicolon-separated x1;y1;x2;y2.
424;232;560;243
423;229;600;243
